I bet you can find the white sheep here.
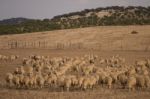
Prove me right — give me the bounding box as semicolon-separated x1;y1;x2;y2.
12;75;20;88
144;75;150;88
22;76;30;88
127;76;136;91
136;60;146;67
36;75;45;89
5;73;13;87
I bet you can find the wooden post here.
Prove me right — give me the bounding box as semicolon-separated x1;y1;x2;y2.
38;41;41;48
15;41;17;48
11;41;14;49
25;42;27;48
8;42;10;49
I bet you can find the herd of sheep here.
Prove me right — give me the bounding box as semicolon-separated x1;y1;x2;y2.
0;54;19;61
5;54;150;91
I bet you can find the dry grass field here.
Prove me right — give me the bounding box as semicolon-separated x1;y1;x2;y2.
0;25;150;99
0;25;150;50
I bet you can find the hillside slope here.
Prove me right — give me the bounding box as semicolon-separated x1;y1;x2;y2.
0;18;30;25
0;6;150;35
0;25;150;51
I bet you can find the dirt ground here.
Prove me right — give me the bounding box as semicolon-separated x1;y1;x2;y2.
0;49;150;99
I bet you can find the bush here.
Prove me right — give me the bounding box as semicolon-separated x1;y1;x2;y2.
131;30;138;34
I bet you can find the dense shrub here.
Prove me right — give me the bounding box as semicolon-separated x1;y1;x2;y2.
0;6;150;35
131;31;138;34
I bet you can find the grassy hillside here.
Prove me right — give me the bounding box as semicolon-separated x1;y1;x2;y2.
0;25;150;51
0;6;150;35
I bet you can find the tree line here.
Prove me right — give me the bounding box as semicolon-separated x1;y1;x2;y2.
0;6;150;35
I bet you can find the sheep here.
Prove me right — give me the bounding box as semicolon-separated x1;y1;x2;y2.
136;75;145;89
23;73;38;89
28;76;35;88
19;66;25;75
5;73;13;87
18;74;24;87
97;71;109;86
136;60;147;67
81;75;97;90
14;67;19;74
82;64;96;75
9;55;18;61
64;77;72;91
3;55;9;61
82;77;90;90
36;75;45;89
88;76;97;88
99;58;106;64
127;67;136;76
12;75;20;88
117;73;128;88
46;74;57;87
56;75;66;91
32;74;38;88
82;68;91;75
22;76;30;88
142;69;149;76
110;72;118;84
22;58;32;66
135;74;150;89
77;76;84;89
54;69;65;76
33;55;41;60
105;76;113;89
35;64;42;72
14;66;25;75
92;74;100;84
135;66;142;74
118;57;125;64
23;66;33;75
46;77;54;87
144;75;150;88
71;76;78;87
0;55;8;61
127;76;136;91
141;65;147;71
57;75;73;91
146;59;150;68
